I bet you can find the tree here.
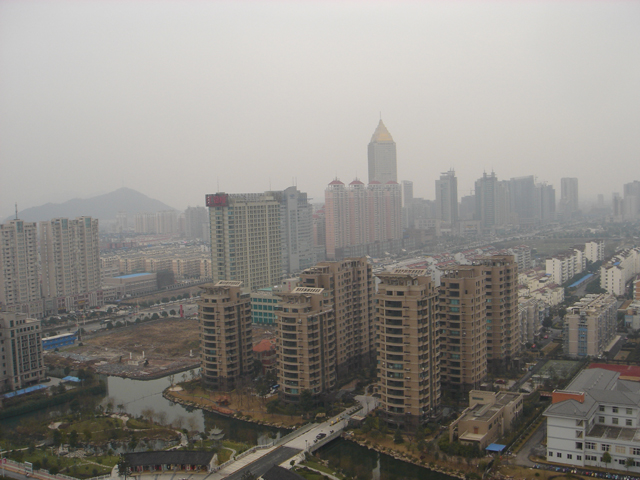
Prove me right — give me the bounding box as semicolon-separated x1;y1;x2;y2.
602;451;612;467
299;389;314;413
117;455;131;480
69;430;79;448
52;429;62;447
161;311;168;318
169;309;176;316
151;313;160;320
627;457;635;471
393;428;404;444
84;429;92;443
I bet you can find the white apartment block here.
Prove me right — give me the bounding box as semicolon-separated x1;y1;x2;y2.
585;240;605;263
0;220;43;318
207;192;281;291
518;296;544;344
40;217;103;314
563;294;617;358
546;248;585;285
545;368;640;473
600;247;640;296
0;312;46;393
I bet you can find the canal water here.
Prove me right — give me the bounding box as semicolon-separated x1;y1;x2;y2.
4;373;455;480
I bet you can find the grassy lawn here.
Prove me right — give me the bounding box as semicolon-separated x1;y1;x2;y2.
221;440;251;455
300;458;346;479
8;449;114;479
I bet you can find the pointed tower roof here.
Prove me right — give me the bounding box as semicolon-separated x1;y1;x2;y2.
370;119;394;143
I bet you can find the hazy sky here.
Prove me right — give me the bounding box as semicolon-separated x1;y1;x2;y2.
1;1;639;217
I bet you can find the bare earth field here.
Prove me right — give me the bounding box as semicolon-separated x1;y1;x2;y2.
45;318;201;378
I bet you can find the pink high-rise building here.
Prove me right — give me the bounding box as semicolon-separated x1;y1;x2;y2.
325;178;401;259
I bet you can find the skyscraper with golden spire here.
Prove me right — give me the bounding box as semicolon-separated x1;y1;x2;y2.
367;119;397;184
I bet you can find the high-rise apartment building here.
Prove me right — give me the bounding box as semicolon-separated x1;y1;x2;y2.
376;269;440;430
207;192;281;290
0;219;42;317
436;169;459;224
198;281;253;390
184;206;209;240
623;180;640;220
439;265;487;392
475;172;511;229
324;179;401;259
0;312;46;392
535;182;556;224
269;186;315;275
477;256;520;369
368;119;397;185
276;287;336;402
509;176;536;224
401;180;414;229
298;258;374;379
563;294;617;358
40;217;102;314
560;177;579;218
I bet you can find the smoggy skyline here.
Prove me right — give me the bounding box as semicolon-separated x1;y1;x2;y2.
1;1;639;217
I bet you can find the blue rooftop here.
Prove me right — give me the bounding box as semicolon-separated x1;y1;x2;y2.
486;443;506;452
569;273;593;288
3;384;47;398
62;376;81;383
115;273;153;279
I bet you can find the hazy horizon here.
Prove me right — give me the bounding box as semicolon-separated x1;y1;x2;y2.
1;1;639;218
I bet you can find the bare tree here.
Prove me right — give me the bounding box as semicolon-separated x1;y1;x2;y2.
157;411;168;426
173;416;185;430
187;417;198;435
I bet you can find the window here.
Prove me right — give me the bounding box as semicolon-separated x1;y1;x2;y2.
577;456;582;461
627;408;633;415
613;418;619;425
585;442;596;450
613;407;619;413
633;448;640;456
599;405;605;412
567;454;572;460
557;453;562;458
575;442;583;450
599;416;605;423
548;452;553;457
586;455;597;461
601;444;610;452
616;445;626;454
627;419;633;426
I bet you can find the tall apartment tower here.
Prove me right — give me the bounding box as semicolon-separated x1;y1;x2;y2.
184;206;209;240
375;269;440;430
198;280;253;390
477;256;520;369
535;182;556;224
368;119;397;184
509;175;536;224
401;180;414;229
0;312;46;392
276;287;336;402
298;258;374;379
560;177;579;217
269;186;316;275
475;172;511;229
206;192;281;290
40;217;102;314
436;169;459;224
439;266;487;392
0;219;42;317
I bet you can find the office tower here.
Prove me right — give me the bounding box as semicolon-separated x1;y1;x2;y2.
623;180;640;220
269;186;315;275
368;119;397;184
509;176;536;224
402;180;414;229
184;206;209;240
299;258;374;379
436;169;459;224
276;287;336;401
375;269;440;430
560;177;579;217
563;294;617;358
198;281;253;390
475;172;498;228
0;312;46;392
477;256;520;369
206;192;281;290
535;182;556;224
439;265;487;392
0;219;42;317
324;179;402;260
40;217;102;314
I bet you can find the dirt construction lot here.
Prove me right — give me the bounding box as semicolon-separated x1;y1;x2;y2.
45;318;201;378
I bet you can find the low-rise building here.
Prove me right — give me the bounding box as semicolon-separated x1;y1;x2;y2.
103;272;158;299
545;367;640;473
449;390;525;450
601;247;640;296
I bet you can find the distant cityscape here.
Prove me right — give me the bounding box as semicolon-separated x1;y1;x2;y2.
2;120;640;475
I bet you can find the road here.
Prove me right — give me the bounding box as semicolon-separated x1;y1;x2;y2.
222;446;301;480
514;423;546;467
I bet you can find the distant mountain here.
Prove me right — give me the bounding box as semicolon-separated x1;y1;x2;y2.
6;188;175;223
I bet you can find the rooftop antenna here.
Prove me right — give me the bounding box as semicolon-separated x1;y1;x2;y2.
379;111;382;120
15;203;18;220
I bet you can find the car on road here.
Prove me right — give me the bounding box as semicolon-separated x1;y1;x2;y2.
316;433;326;439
